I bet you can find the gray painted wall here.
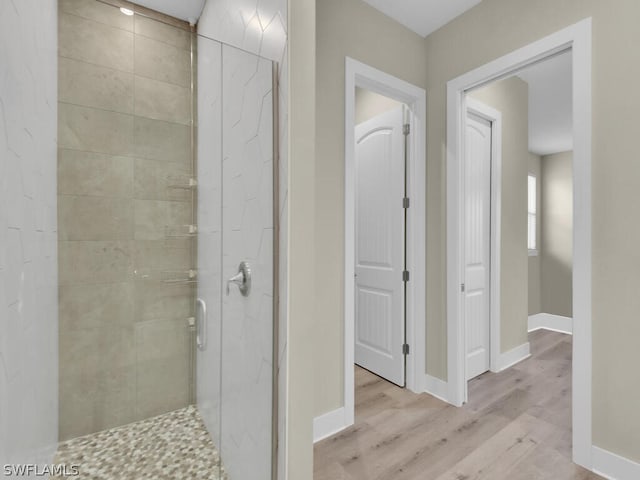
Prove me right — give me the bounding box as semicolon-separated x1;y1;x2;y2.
541;151;573;317
355;87;402;124
528;153;542;315
469;77;530;354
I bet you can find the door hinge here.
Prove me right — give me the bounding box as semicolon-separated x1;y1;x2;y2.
403;123;410;136
403;197;410;209
402;344;410;355
403;270;410;282
461;283;465;293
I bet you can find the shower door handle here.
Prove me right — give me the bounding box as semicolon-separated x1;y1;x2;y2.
196;298;207;351
226;261;252;297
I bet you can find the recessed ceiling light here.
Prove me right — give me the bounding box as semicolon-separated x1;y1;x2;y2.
120;7;134;16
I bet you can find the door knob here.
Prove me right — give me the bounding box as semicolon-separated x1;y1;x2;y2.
226;261;252;297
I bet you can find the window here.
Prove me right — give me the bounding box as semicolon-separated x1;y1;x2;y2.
528;174;537;255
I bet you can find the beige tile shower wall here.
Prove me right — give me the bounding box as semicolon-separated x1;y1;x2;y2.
57;0;195;440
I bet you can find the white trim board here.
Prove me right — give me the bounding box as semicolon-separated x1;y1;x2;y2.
495;342;530;372
592;446;640;480
313;407;348;443
424;375;449;403
528;313;573;334
446;18;593;469
344;57;427;428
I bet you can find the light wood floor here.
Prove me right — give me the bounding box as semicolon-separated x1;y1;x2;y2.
314;330;603;480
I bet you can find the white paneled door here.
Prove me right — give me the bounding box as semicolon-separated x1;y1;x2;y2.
354;106;406;387
464;111;492;380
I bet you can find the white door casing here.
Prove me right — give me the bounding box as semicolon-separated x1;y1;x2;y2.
343;57;427;434
464;112;492;380
446;18;592;469
354;106;406;387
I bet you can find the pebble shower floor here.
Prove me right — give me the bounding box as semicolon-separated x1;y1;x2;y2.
52;406;228;479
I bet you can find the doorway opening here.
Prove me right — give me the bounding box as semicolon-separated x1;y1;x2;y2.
342;58;426;431
446;19;592;468
461;48;577;464
354;88;408;388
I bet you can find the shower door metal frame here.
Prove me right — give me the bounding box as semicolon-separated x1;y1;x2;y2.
270;61;280;480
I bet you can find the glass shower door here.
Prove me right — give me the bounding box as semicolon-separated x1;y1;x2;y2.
197;39;276;479
196;34;224;477
220;44;275;480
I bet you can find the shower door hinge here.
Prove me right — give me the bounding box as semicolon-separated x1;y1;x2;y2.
461;283;465;293
403;270;410;282
402;344;410;355
403;123;410;136
403;197;410;209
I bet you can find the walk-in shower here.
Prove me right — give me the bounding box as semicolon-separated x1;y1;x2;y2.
53;0;278;478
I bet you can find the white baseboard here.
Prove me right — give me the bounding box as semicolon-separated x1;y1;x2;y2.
313;407;348;443
593;446;640;480
528;313;573;334
424;374;449;403
495;342;531;372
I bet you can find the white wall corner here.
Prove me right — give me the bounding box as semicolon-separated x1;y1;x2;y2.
495;342;531;372
528;313;573;335
592;446;640;480
424;375;449;403
313;407;348;443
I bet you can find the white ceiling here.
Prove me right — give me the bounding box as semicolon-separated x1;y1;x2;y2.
127;0;570;157
128;0;482;36
361;0;482;37
516;52;573;156
127;0;206;24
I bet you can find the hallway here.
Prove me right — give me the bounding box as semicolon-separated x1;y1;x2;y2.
314;330;603;480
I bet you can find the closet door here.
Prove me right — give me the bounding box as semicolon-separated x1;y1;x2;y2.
464;111;492;381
